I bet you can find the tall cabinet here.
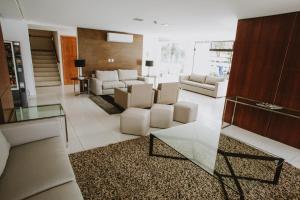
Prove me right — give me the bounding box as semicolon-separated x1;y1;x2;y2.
4;41;28;107
225;12;300;149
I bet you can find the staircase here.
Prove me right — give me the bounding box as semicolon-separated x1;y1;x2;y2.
32;50;61;87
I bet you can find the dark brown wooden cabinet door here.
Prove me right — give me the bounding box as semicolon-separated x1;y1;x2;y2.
225;13;297;137
61;36;77;85
266;14;300;148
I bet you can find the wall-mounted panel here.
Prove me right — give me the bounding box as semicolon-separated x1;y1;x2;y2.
77;28;143;75
225;12;300;148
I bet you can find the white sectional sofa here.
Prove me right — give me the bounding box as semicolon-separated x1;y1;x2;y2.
90;69;148;95
0;123;83;200
180;74;228;98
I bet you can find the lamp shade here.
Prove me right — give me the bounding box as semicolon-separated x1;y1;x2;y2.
74;59;85;68
145;60;154;67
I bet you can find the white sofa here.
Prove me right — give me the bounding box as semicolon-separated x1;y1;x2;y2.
180;74;228;98
90;69;148;95
0;122;83;200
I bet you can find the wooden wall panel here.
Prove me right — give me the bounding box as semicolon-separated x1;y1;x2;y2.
266;13;300;147
77;28;143;75
273;14;300;110
61;36;78;85
225;13;296;136
225;12;300;148
0;23;14;123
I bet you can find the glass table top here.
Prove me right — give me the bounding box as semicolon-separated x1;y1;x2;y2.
151;122;284;197
9;104;65;122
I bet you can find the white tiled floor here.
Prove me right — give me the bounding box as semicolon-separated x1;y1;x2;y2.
28;85;300;169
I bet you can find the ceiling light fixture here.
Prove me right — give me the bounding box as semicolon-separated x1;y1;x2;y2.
133;18;144;22
153;20;169;27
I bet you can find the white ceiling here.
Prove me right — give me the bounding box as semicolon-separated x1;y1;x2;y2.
1;0;300;39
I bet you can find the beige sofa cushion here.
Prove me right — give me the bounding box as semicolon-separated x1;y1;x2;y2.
181;80;215;91
0;137;75;200
0;130;10;177
189;74;206;83
102;81;126;89
199;83;216;91
181;80;202;87
96;70;119;82
122;80;145;87
205;76;224;85
118;69;138;80
27;182;83;200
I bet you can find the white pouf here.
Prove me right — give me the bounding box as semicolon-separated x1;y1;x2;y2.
120;108;150;136
174;101;198;123
150;104;174;128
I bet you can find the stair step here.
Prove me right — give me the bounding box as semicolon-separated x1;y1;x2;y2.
34;67;58;72
33;59;57;64
32;55;56;60
35;76;60;82
31;51;54;56
35;81;61;87
34;72;59;77
34;63;58;68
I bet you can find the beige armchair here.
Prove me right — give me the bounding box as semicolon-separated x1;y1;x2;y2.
114;84;154;109
155;82;180;104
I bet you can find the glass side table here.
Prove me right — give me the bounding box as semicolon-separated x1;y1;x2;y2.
8;104;68;143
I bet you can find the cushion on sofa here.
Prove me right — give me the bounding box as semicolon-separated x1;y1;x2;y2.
102;81;126;89
27;182;83;200
0;130;10;177
199;83;216;91
0;137;75;200
118;69;138;80
181;80;216;91
96;70;119;82
205;76;224;85
189;74;206;83
181;80;203;87
122;80;145;87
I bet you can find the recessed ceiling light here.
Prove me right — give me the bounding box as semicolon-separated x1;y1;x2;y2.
153;20;169;27
133;18;144;22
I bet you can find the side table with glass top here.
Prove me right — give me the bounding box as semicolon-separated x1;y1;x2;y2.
5;104;69;143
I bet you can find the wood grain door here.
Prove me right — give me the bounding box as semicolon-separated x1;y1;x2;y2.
61;36;77;85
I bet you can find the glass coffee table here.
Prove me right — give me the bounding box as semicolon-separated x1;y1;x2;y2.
7;104;68;142
149;122;284;200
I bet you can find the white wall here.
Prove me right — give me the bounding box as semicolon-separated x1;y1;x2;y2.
0;18;36;97
142;36;195;83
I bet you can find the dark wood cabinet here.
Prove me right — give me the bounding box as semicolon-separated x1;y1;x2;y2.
226;12;300;149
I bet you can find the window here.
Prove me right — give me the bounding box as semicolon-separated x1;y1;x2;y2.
193;41;234;77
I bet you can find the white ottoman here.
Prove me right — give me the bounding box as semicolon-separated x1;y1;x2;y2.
120;108;150;136
174;101;198;123
150;104;174;128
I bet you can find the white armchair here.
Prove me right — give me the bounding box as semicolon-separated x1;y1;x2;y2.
155;82;180;104
114;84;154;109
